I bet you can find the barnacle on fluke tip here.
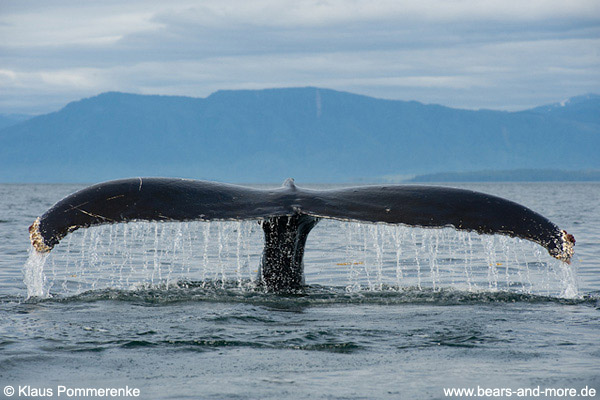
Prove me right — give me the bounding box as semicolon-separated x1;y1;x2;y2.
29;218;52;253
558;230;576;263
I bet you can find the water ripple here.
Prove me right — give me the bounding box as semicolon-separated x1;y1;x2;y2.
11;283;600;307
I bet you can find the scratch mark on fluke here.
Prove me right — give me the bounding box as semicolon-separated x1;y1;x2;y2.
28;178;575;291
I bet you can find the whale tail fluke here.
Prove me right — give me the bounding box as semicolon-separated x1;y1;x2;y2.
29;178;575;290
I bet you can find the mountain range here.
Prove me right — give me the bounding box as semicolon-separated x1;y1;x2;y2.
1;88;599;183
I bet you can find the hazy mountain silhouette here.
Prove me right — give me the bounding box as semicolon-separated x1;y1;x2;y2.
0;113;32;131
1;87;598;182
408;169;600;183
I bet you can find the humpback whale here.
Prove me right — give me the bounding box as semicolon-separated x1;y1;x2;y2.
29;178;575;291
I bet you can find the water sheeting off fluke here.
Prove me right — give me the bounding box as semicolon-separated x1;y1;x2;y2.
23;220;578;299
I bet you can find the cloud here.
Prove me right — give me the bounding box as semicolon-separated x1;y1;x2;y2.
0;0;598;113
147;0;600;27
0;7;160;48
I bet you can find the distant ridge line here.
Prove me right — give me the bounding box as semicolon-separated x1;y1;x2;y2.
405;169;600;183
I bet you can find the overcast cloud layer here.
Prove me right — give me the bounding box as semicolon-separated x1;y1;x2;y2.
1;0;599;114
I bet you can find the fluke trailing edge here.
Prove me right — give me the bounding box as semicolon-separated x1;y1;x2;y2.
29;178;575;291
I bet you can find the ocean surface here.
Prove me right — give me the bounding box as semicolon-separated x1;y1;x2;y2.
0;182;599;399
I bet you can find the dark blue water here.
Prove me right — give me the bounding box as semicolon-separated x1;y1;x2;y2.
1;183;599;399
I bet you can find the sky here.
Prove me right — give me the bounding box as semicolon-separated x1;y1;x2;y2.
1;0;599;115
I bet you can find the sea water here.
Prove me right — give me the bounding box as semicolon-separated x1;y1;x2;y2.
0;182;599;399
